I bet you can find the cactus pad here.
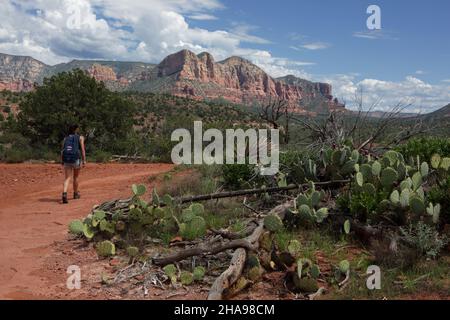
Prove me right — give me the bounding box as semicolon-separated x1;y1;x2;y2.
68;220;84;235
180;271;194;285
381;167;398;188
355;172;364;187
371;161;382;176
430;154;441;169
126;246;139;257
264;214;283;232
96;240;116;257
132;184;146;197
409;196;425;214
193;266;206;281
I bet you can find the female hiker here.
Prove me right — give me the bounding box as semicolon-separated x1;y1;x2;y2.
61;124;86;204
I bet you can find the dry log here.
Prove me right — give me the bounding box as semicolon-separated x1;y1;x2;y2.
111;154;144;161
207;201;293;300
175;180;348;205
153;239;256;266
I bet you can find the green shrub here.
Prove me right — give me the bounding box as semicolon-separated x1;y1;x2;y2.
222;163;256;189
349;190;387;222
89;150;112;163
396;137;450;160
400;222;448;259
3;148;34;163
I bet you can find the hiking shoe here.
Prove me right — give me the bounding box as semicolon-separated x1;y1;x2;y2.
62;192;68;204
74;192;81;200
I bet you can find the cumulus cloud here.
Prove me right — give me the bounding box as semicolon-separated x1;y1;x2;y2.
320;74;450;113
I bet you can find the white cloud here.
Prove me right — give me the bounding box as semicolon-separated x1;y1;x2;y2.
188;13;218;20
353;30;398;40
228;22;271;45
301;42;330;50
320;74;450;113
237;49;313;79
0;0;314;82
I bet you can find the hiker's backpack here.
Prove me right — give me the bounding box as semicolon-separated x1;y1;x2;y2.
62;134;80;163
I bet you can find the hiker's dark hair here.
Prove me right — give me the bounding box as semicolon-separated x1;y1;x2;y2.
68;124;79;135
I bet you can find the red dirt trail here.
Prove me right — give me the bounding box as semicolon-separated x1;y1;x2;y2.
0;163;173;299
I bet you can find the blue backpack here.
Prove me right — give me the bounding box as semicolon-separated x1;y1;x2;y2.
62;134;81;163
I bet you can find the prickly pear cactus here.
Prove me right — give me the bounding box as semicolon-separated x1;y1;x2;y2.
381;167;398;188
264;214;283;232
69;220;84;235
163;264;177;284
126;246;139;257
409;196;425;214
431;154;441;169
96;240;116;257
132;184;146;197
193;266;206;281
180;271;194;285
287;240;302;257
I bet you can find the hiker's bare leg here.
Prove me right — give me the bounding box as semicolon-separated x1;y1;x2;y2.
63;166;73;193
73;168;80;194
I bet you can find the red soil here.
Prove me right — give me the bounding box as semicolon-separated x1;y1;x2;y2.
0;163;174;299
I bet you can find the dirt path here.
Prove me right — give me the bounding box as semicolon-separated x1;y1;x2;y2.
0;163;174;299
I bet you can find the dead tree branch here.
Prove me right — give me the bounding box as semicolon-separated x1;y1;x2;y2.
208;201;293;300
152;238;257;266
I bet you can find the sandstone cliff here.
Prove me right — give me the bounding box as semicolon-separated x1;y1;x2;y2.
155;50;342;111
0;50;344;113
0;53;47;92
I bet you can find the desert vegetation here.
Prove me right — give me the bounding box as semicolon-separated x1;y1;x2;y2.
1;69;449;300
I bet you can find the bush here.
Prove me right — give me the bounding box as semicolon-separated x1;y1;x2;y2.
222;163;256;189
2;147;34;163
396;137;450;160
17;69;135;153
89;150;112;163
400;222;448;259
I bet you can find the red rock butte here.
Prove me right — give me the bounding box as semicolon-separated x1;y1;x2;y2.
0;50;345;113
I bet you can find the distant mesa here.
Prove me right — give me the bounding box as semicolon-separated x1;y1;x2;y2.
0;50;345;114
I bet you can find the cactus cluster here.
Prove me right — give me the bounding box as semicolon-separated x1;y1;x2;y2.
322;147;361;180
349;150;447;224
162;264;205;285
289;182;329;224
290;257;320;293
69;184;210;257
179;203;207;240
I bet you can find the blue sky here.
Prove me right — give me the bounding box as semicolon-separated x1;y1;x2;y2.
0;0;449;111
190;0;450;83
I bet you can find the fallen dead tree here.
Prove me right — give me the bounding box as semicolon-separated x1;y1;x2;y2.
111;154;144;161
176;180;349;205
153;238;257;266
208;201;292;300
